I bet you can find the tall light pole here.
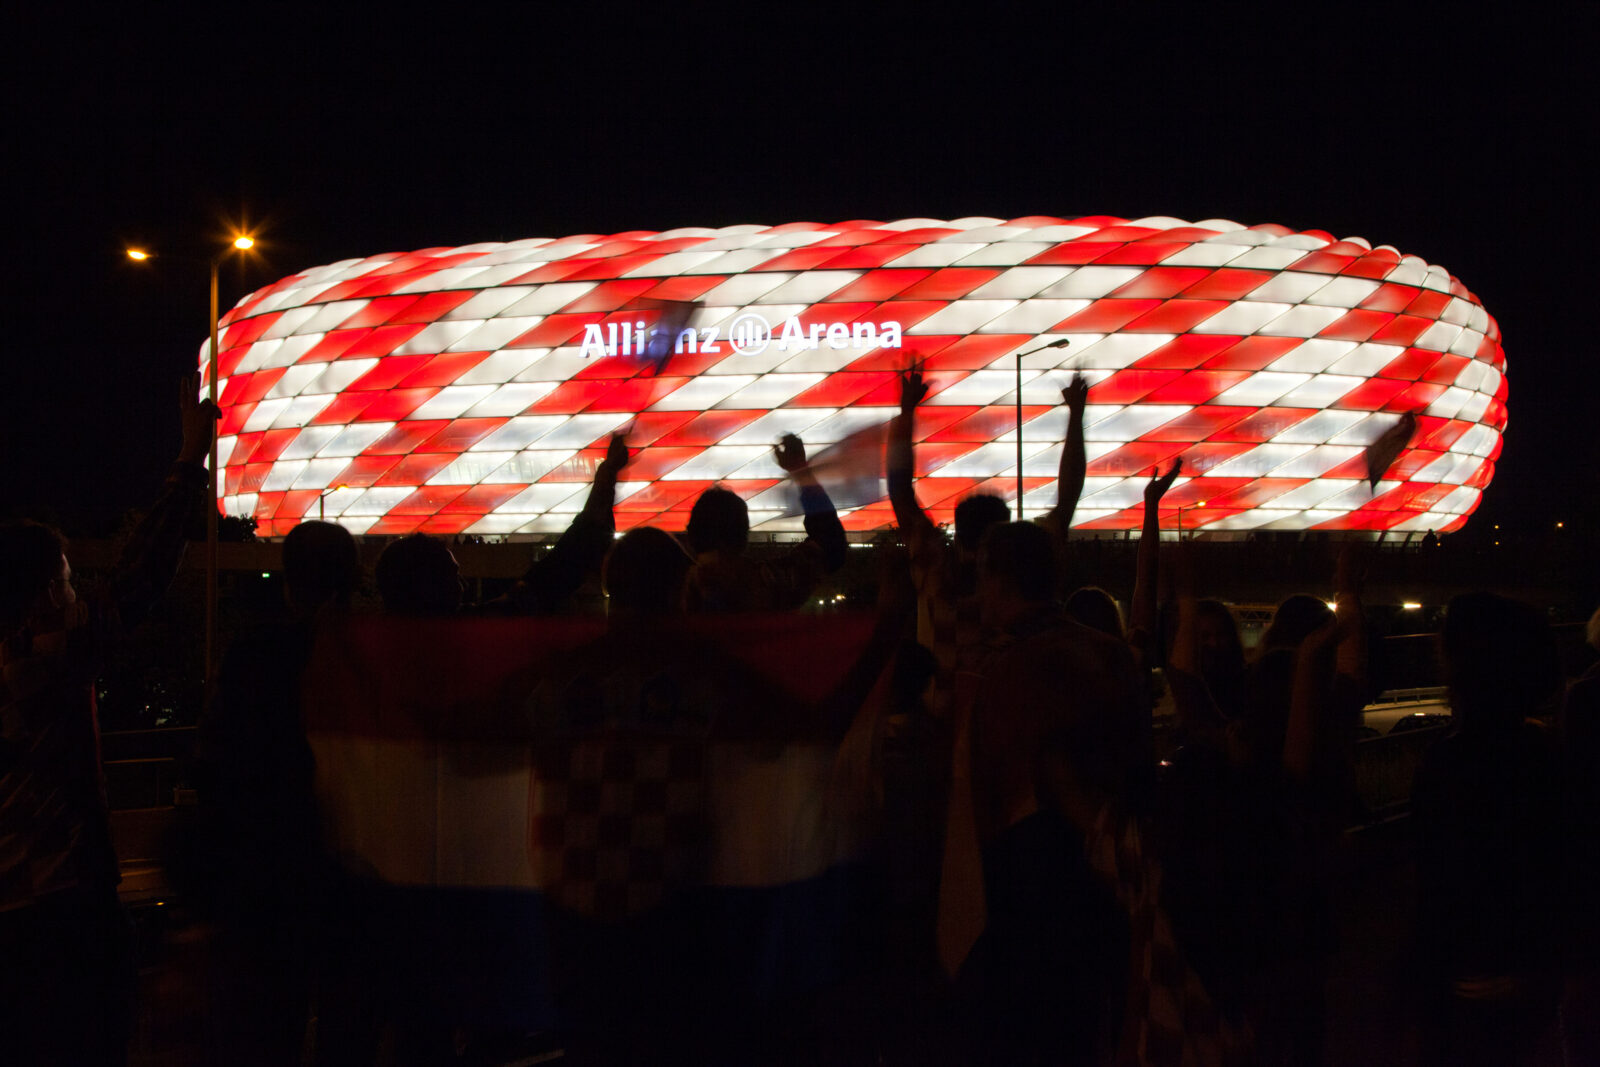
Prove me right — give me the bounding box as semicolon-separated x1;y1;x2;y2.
1015;337;1071;520
205;237;255;683
319;483;349;521
1176;500;1207;540
127;234;256;684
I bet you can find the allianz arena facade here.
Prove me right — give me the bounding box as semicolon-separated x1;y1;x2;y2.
203;216;1506;538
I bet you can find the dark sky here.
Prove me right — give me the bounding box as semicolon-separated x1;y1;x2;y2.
6;10;1596;535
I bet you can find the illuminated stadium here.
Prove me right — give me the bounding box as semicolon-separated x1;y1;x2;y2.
202;216;1506;538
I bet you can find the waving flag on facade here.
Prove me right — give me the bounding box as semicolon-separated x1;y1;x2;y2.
1364;410;1420;491
776;419;890;517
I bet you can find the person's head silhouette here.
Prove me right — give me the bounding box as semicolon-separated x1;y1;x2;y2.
282;521;359;617
375;533;461;616
604;528;692;615
686;487;748;556
954;493;1010;555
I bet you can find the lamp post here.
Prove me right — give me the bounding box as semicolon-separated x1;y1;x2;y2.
126;234;256;684
1015;337;1071;520
1175;500;1207;540
319;484;349;521
205;237;255;683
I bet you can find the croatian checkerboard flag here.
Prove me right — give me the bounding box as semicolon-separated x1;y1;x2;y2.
302;614;885;1029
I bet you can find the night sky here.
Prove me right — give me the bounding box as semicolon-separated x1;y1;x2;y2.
7;10;1597;538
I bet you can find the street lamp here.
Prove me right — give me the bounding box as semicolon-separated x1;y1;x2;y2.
1014;337;1071;520
125;233;257;683
319;484;349;521
1176;500;1207;540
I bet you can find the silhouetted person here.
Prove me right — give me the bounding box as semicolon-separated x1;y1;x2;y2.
1122;458;1180;660
533;527;713;1060
533;525;906;1063
1187;600;1249;723
280;520;362;618
376;533;462;616
603;526;692;617
193;519;359;1065
1563;605;1600;834
1562;605;1600;1061
1261;593;1335;654
1065;585;1124;641
1412;591;1566;1066
950;521;1140;1065
1153;546;1260;1023
1157;546;1366;1063
887;371;1010;720
1561;605;1600;802
501;432;632;614
1;376;214;1067
682;432;846;613
891;369;1098;700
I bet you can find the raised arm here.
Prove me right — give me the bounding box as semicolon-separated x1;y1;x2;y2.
1319;544;1370;808
1130;459;1181;641
887;368;937;542
1046;373;1089;532
517;432;629;612
1332;542;1368;691
1284;605;1352;782
584;432;629;528
776;432;847;573
812;546;918;741
1285;543;1370;786
1163;538;1229;748
1166;537;1200;678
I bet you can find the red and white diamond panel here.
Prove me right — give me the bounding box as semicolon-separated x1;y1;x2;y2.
203;216;1506;538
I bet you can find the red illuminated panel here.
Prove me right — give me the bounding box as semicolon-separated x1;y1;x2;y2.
207;217;1506;536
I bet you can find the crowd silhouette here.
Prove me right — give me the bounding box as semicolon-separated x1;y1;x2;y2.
1;370;1597;1066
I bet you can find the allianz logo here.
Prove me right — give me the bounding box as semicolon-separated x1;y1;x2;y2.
579;313;905;359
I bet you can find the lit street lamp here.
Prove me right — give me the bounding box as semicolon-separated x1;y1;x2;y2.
319;484;349;521
126;233;257;683
1014;337;1071;520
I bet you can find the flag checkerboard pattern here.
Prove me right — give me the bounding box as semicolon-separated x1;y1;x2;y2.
529;737;708;922
203;216;1506;537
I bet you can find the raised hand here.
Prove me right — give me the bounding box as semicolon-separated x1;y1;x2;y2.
600;431;631;474
1301;601;1357;654
178;373;219;466
774;433;808;473
1329;590;1363;636
899;368;929;413
1328;554;1368;683
1061;372;1090;412
1144;458;1182;505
